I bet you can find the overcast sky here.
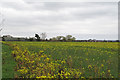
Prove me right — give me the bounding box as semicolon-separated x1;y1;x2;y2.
0;0;118;40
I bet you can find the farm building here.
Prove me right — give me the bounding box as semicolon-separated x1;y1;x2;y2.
2;35;26;41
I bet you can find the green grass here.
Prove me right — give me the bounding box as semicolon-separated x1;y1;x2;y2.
2;44;18;78
2;42;119;78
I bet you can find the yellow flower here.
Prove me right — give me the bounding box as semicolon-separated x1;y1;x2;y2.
88;65;92;68
31;61;34;63
102;71;105;74
86;58;88;61
61;60;66;64
108;70;110;72
46;57;50;61
66;76;68;78
40;50;44;53
80;72;82;75
17;68;28;74
41;55;44;57
81;77;84;78
36;76;40;78
101;64;104;67
40;76;47;78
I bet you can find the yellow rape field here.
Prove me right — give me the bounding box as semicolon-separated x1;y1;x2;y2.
2;42;119;78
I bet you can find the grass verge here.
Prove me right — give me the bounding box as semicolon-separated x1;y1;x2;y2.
2;44;18;78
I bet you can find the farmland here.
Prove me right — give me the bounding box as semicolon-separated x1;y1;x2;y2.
2;41;118;78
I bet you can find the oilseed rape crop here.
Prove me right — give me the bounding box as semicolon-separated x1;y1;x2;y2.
11;44;83;78
2;42;118;78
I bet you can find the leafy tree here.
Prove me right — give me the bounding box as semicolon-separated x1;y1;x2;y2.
2;37;5;41
29;38;34;41
17;38;20;41
50;35;76;42
35;34;40;41
56;36;63;41
71;37;76;41
116;40;119;42
62;36;66;41
66;35;72;40
51;37;57;41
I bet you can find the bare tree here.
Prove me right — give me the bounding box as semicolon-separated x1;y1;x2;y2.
0;12;5;32
0;29;2;32
41;32;47;40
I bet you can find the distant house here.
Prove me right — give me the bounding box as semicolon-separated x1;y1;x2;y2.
28;37;36;41
2;35;26;41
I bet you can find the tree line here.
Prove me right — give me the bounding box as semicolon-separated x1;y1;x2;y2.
34;34;76;42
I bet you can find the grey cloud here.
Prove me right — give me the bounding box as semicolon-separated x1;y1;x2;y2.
0;1;118;40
